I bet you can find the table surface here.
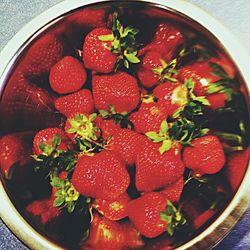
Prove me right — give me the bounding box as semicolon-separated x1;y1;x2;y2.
0;0;249;249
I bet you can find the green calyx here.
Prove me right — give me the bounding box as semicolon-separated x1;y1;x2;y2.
206;62;238;101
146;120;172;155
36;134;61;156
152;58;179;83
51;176;80;213
160;200;187;236
98;12;140;71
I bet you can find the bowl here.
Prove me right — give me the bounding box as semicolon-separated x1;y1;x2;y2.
0;0;249;249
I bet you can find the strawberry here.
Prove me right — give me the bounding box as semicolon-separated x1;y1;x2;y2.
22;32;64;80
153;81;188;117
55;89;94;117
129;100;167;134
26;198;61;225
83;213;144;250
136;139;184;192
82;28;117;73
126;192;168;238
160;177;184;203
137;51;162;88
226;147;249;191
95;116;121;139
183;135;225;174
0;132;34;176
92;71;140;113
108;129;144;166
206;92;227;110
178;61;220;96
0;70;62;133
139;23;184;61
49;56;87;94
72;151;130;200
192;208;216;230
93;192;131;221
33;128;71;155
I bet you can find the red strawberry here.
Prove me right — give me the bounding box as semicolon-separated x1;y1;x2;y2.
49;56;87;94
137;51;162;88
108;129;144;166
26;198;61;225
153;81;188;117
22;32;64;79
160;177;184;203
92;71;140;113
226;147;249;191
183;135;225;174
126;192;168;238
0;132;34;176
139;23;184;61
206;92;227;110
129;100;167;134
83;213;144;250
33;128;71;155
95;116;121;139
136;140;184;192
72;151;130;200
0;70;62;133
93;192;131;221
55;89;94;117
82;28;117;73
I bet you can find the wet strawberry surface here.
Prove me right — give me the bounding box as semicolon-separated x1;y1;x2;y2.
0;3;249;250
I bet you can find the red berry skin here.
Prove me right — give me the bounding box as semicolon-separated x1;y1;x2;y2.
206;92;227;110
83;213;144;250
129;101;167;134
95;116;121;139
183;135;225;174
22;32;64;80
226;147;249;191
72;151;130;200
153;81;188;117
55;89;94;117
139;23;184;61
82;28;117;73
108;129;144;166
137;51;162;88
92;71;140;113
49;56;87;94
126;192;168;238
93;192;131;221
26;198;61;225
0;132;35;176
178;62;220;96
0;70;62;133
159;177;184;203
136;140;184;192
33;128;71;155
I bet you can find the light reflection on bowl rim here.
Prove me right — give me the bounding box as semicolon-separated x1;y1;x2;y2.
0;0;249;249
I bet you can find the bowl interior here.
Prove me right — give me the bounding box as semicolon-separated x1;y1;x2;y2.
0;1;249;250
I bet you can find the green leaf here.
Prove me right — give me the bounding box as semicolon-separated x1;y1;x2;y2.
152;67;163;75
53;196;65;207
67;202;75;213
98;34;114;42
52;134;61;149
159;120;168;136
51;177;65;189
124;50;140;63
209;62;228;79
89;113;97;121
146;131;163;142
108;104;116;114
124;59;129;69
167;223;174;236
193;96;210;106
160;59;168;69
122;26;139;37
38;143;53;155
99;109;110;118
159;139;172;154
172;107;184;118
185;78;195;90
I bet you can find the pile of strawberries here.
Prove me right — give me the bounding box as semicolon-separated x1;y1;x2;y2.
0;7;249;250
